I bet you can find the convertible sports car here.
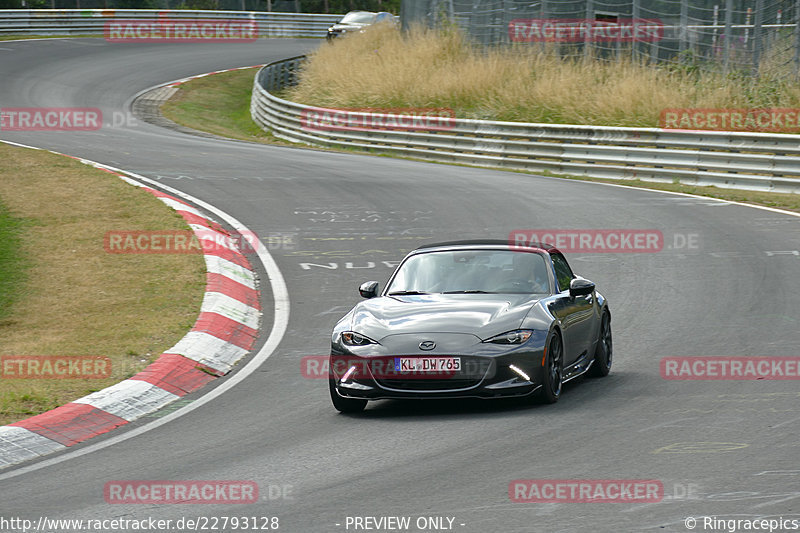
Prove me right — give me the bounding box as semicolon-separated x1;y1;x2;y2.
326;11;396;40
329;240;612;413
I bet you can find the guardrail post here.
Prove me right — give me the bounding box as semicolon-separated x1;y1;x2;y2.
752;0;764;76
500;0;509;45
584;0;593;59
794;0;800;78
632;0;640;60
723;0;733;72
538;0;547;52
679;0;688;54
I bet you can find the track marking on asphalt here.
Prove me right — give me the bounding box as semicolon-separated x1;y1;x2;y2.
771;414;800;429
312;305;351;317
753;493;800;508
635;418;698;433
572;178;800;219
0;152;290;482
652;442;749;454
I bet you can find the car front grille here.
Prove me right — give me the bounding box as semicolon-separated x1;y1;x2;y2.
373;357;491;392
375;378;484;391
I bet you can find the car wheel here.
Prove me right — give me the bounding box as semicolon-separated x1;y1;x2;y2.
539;331;563;404
589;311;612;377
329;379;367;413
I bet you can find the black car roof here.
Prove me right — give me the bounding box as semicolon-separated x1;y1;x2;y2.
415;239;557;251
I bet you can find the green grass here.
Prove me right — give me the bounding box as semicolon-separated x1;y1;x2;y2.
0;202;30;322
162;68;289;144
0;144;206;426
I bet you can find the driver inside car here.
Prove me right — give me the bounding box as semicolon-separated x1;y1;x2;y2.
493;254;549;293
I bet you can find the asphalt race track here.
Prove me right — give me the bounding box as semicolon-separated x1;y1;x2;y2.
1;37;800;533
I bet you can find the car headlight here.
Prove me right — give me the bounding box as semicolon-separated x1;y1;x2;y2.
341;331;378;346
483;330;533;345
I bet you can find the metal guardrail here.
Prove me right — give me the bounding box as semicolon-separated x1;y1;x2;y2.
251;56;800;193
0;10;342;37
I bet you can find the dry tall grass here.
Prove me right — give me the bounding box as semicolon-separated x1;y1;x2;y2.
287;25;800;127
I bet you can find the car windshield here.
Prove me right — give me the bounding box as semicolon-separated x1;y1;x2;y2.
386;250;550;295
340;12;376;24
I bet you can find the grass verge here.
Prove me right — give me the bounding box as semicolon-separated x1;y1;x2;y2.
0;144;205;426
0;201;29;324
161;68;285;144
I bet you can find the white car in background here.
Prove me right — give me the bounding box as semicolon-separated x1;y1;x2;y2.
326;11;396;40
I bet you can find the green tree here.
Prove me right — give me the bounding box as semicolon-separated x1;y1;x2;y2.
116;0;159;7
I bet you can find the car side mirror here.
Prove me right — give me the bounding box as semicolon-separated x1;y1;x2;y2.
359;281;379;299
569;278;595;298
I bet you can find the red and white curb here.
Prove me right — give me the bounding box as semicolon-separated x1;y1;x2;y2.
166;64;266;88
141;64;267;108
0;143;262;469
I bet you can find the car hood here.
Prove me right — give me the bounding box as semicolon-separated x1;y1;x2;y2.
350;293;542;340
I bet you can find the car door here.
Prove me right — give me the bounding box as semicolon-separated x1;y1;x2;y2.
548;252;595;365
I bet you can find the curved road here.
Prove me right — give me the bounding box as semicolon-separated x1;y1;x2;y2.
1;38;800;533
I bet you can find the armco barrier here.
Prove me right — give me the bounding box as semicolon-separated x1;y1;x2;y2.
0;9;341;38
250;56;800;194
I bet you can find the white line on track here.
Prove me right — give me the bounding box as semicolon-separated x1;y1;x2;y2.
548;176;800;219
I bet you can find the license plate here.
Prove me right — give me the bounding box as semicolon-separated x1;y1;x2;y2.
395;357;461;372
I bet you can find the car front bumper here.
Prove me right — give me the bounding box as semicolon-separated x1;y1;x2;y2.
329;351;546;401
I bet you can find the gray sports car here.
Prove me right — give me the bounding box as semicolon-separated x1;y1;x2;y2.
326;11;396;41
329;240;612;413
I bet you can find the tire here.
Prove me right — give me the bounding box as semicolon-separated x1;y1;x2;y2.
539;331;563;404
329;379;367;413
589;311;612;377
